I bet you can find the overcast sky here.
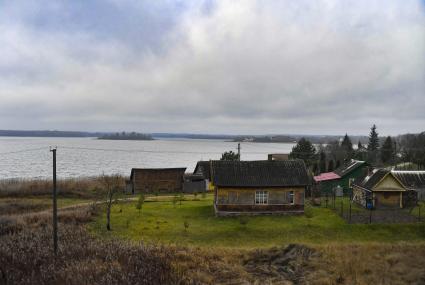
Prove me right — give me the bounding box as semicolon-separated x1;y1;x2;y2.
0;0;424;136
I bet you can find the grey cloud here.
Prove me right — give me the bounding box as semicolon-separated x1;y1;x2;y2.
0;0;424;135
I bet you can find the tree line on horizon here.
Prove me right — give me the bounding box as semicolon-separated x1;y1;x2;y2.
289;125;425;174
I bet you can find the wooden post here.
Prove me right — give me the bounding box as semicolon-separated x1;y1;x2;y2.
50;147;58;256
369;208;372;224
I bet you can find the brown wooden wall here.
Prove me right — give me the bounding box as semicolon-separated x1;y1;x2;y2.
374;191;401;208
215;187;305;206
132;169;185;193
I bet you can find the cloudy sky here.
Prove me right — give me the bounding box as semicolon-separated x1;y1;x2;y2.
0;0;424;136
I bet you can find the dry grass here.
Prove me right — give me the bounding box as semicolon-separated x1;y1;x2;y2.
308;243;425;285
0;176;125;199
0;205;178;285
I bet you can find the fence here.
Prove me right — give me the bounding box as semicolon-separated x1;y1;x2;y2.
314;190;424;224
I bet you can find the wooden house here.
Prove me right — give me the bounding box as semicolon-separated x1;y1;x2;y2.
129;168;186;194
314;159;368;194
352;169;420;209
193;161;214;191
210;160;310;216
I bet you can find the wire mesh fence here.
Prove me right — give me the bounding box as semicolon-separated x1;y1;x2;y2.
311;189;424;224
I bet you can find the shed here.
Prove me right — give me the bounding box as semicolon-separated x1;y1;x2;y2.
352;169;418;209
129;168;186;194
183;173;207;193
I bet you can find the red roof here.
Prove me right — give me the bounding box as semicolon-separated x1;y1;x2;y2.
313;172;340;182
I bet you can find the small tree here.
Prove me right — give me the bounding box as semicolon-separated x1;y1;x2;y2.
135;193;145;215
172;193;179;208
100;173;123;231
178;192;184;205
220;151;240;161
183;220;189;232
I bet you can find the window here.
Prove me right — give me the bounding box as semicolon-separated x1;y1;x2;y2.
255;190;268;204
288;191;294;205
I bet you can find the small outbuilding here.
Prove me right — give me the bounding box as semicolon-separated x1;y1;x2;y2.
183;173;208;193
129;168;186;194
352;169;420;209
210;160;310;216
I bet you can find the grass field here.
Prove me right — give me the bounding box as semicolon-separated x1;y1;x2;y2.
90;195;425;248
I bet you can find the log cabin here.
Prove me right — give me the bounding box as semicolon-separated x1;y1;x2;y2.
210;160;310;216
129;168;186;194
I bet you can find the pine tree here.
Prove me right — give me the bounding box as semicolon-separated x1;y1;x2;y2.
367;124;379;164
328;160;335;172
381;136;395;165
341;133;354;159
319;150;327;173
289;138;316;167
357;141;363;150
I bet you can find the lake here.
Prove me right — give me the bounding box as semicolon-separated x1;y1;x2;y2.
0;137;295;179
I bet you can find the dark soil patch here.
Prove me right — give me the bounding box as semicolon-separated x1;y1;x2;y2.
243;244;318;284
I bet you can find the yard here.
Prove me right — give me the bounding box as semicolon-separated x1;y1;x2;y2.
90;194;425;248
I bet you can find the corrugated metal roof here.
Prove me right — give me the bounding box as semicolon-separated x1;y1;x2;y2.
333;159;366;177
353;169;389;190
392;171;425;190
313;172;341;182
211;160;310;187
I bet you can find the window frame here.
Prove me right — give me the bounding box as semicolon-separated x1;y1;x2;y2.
255;190;269;205
288;191;295;205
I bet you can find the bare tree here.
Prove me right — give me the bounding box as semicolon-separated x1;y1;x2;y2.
100;173;123;231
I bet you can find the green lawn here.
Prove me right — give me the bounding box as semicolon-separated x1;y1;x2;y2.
90;195;425;248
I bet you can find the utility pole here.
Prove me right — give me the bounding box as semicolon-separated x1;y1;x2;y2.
237;143;241;161
50;147;58;256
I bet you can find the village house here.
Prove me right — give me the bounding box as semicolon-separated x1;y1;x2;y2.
193;161;214;191
129;168;186;194
352;169;421;209
210;160;310;216
313;159;368;195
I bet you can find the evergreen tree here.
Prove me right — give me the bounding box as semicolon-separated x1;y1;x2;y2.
381;136;395;165
328;160;335;172
289;137;316;167
220;151;239;161
357;141;363;150
341;134;354;159
336;160;341;169
319;150;327;173
367;124;379;164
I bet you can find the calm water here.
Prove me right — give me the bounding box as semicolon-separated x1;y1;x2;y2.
0;137;295;179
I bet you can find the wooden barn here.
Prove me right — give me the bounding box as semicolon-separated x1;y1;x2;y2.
129;168;186;194
210;160;310;216
352;169;420;209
